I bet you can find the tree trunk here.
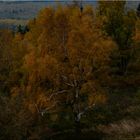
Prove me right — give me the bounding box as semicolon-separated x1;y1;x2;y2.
74;113;82;134
75;120;81;134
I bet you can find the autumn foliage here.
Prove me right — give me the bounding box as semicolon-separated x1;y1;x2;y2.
0;1;140;140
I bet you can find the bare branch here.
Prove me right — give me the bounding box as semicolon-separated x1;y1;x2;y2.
40;103;56;116
61;75;68;81
47;90;68;101
34;103;40;114
76;103;95;121
65;82;74;87
34;101;58;117
61;75;74;87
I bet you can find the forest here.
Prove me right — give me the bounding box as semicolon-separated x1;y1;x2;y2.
0;1;140;140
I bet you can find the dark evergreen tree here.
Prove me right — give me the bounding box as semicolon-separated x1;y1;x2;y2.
17;24;23;33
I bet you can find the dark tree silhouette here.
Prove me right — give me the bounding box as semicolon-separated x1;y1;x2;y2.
137;3;140;17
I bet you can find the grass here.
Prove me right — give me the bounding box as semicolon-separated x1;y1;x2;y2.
49;131;105;140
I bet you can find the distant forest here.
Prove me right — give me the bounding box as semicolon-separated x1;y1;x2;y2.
0;1;138;30
0;1;138;19
0;1;140;140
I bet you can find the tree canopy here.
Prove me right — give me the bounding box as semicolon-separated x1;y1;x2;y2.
0;2;140;140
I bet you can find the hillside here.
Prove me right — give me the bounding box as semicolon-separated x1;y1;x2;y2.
0;1;138;20
0;1;97;29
